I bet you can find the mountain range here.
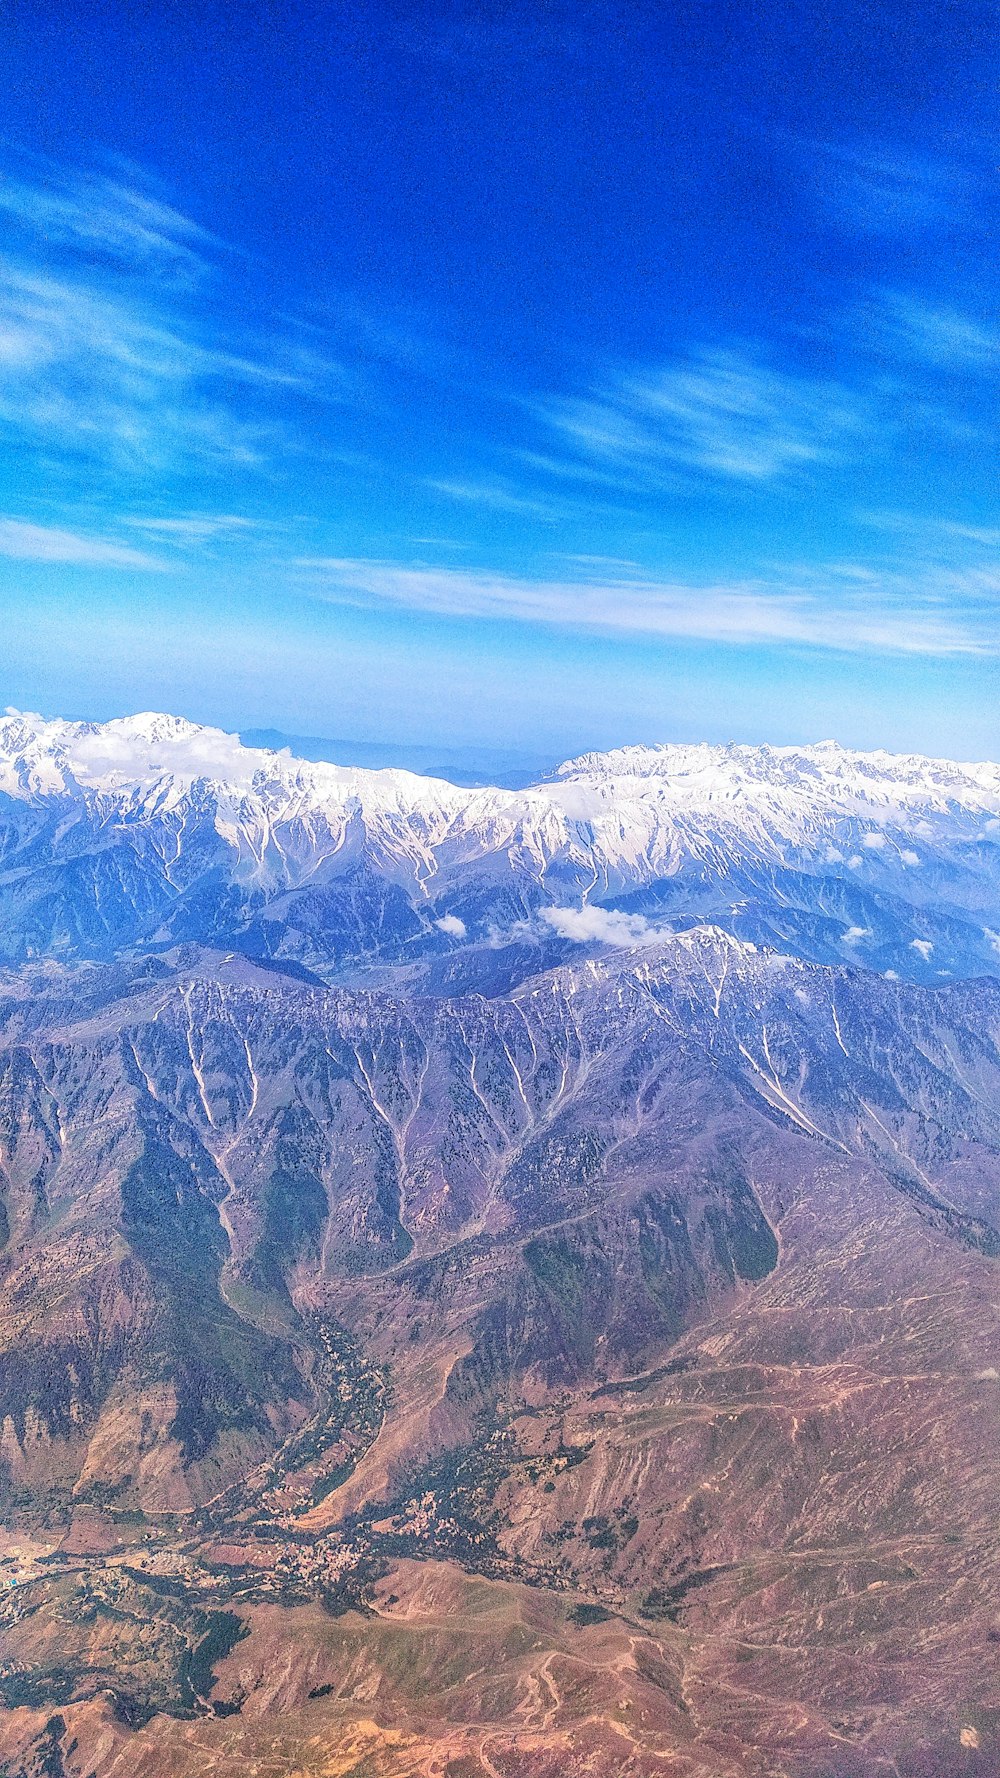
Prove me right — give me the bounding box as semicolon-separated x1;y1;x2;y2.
0;712;996;1777
5;708;1000;987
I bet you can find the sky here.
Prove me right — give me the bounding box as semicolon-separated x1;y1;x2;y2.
2;0;1000;765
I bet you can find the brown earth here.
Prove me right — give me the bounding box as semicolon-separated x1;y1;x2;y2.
0;941;997;1775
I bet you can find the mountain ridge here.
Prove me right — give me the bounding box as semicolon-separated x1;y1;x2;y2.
8;705;1000;806
4;707;1000;989
0;930;997;1772
0;720;999;1772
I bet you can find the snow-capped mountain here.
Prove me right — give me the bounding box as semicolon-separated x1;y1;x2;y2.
2;733;1000;1776
2;708;1000;981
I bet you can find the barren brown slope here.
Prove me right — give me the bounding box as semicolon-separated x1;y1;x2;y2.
0;937;995;1775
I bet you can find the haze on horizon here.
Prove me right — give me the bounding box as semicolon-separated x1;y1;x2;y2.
3;0;999;761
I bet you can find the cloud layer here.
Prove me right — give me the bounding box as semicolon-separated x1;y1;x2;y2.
536;348;867;488
296;557;988;656
0;519;165;569
3;117;1000;747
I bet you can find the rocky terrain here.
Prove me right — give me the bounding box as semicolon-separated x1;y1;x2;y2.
0;718;996;1775
5;709;1000;986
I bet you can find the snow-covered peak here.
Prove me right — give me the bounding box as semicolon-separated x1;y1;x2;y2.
3;709;1000;907
0;708;470;812
553;737;1000;804
6;709;1000;820
4;708;1000;984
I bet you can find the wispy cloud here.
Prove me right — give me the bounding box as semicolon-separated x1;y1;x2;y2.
513;446;658;496
535;348;867;488
294;557;986;656
427;478;565;520
859;510;1000;552
799;139;970;237
0;159;347;485
873;294;1000;372
122;513;259;544
546;553;642;570
0;262;290;473
0;518;165;569
0;159;220;280
2;133;996;693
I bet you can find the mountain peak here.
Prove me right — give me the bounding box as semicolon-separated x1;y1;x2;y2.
2;708;1000;989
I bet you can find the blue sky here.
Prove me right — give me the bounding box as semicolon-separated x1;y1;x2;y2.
2;0;1000;762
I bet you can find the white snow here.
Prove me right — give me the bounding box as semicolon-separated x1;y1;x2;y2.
3;710;1000;896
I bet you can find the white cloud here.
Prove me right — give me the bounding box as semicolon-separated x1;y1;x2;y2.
428;479;563;520
536;346;868;488
863;831;888;849
546;552;642;569
847;854;864;869
540;905;670;947
0;518;165;569
0;708;263;792
0;162;220;279
296;558;984;658
64;716;259;788
0;157;346;484
0;264;286;473
123;513;259;546
843;926;872;943
434;914;467;938
899;848;920;866
802;141;966;238
878;294;1000;372
911;938;934;958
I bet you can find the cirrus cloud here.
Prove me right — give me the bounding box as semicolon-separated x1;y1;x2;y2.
295;556;987;658
0;518;166;569
534;347;869;488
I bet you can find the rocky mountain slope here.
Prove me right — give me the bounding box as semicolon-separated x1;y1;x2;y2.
0;714;998;1775
4;709;1000;983
0;932;996;1772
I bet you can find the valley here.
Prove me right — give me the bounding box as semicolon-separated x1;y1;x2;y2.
0;720;995;1774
